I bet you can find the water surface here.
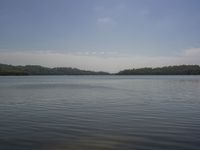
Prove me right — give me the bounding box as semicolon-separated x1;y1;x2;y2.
0;75;200;150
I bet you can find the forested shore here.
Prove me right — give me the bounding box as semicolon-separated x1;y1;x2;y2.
1;63;200;75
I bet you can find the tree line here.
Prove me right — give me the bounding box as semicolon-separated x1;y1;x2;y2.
1;63;200;75
117;65;200;75
0;64;109;75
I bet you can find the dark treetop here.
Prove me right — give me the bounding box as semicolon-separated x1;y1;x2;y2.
0;64;109;75
117;65;200;75
1;63;200;75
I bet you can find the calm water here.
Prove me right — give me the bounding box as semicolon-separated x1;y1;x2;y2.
0;76;200;150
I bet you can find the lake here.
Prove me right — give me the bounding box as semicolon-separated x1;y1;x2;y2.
0;75;200;150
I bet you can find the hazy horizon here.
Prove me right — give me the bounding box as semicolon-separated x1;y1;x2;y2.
1;0;200;72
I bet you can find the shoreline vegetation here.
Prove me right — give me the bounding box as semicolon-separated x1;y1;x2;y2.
0;63;200;75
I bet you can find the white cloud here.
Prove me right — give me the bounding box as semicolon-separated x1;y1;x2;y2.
94;3;127;28
0;48;200;73
140;9;150;16
183;48;200;57
97;17;113;24
97;17;116;29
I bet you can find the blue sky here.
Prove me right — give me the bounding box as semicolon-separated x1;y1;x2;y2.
1;0;200;72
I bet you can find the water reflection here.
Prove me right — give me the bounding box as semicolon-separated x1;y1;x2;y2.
0;76;200;150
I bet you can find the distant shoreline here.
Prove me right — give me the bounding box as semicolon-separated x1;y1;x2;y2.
1;63;200;75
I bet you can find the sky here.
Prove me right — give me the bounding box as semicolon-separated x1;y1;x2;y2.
1;0;200;72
